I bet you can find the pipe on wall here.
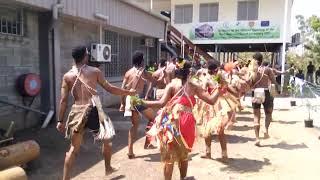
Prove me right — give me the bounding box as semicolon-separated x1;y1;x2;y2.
51;1;64;119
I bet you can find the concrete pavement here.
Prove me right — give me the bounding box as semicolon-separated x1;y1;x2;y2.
17;99;320;180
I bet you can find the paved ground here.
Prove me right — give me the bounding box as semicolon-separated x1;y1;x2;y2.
13;98;320;180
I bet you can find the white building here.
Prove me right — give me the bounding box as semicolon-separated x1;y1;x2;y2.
128;0;294;64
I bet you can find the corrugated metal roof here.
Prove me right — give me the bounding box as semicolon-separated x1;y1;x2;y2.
12;0;166;38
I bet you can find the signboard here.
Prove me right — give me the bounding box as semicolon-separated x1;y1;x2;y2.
189;20;280;40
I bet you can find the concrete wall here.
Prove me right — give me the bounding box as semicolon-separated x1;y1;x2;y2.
58;18;121;107
171;0;293;44
0;10;41;130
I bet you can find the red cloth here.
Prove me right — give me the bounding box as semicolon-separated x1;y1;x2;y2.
176;95;196;107
179;111;196;149
176;95;196;149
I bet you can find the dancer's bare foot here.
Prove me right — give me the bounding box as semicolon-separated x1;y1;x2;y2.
119;104;125;112
264;132;270;139
200;153;211;159
221;151;228;163
144;144;157;149
105;166;118;175
221;156;228;163
127;153;135;159
254;140;261;147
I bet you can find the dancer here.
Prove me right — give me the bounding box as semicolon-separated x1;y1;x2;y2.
132;59;225;180
193;62;209;125
146;59;169;100
56;46;136;180
200;60;241;162
121;51;167;158
251;52;278;146
166;56;177;82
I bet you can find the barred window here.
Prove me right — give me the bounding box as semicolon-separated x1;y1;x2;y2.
237;0;259;21
104;30;158;77
174;4;193;24
105;30;120;77
199;3;219;22
0;7;23;36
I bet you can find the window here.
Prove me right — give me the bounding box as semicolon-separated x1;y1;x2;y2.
237;0;259;21
104;30;158;77
174;4;193;24
0;7;23;36
199;3;219;22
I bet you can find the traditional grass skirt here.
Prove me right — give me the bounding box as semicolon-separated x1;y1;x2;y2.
65;96;115;141
148;106;196;163
200;96;238;137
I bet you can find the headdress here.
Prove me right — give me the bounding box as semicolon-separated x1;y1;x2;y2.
176;59;186;69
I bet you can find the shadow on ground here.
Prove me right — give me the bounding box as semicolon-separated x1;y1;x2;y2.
231;125;253;132
236;116;253;122
238;111;252;115
184;176;196;180
274;108;290;111
225;134;255;144
220;158;271;173
110;175;126;180
273;120;299;125
260;141;308;150
135;152;199;162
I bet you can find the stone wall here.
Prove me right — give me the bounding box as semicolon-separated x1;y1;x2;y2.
0;10;41;130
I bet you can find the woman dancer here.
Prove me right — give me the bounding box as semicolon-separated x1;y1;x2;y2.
199;61;239;161
132;59;225;180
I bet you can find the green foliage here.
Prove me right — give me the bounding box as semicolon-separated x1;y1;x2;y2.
130;96;144;106
212;74;222;84
286;52;309;71
287;81;300;98
294;15;320;68
308;15;320;32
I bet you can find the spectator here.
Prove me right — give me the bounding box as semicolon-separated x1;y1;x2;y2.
295;69;305;80
316;67;320;84
306;61;315;83
288;63;296;77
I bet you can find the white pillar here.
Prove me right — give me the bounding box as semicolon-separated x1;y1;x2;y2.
215;45;218;60
150;0;153;11
52;20;61;120
99;24;103;44
281;0;289;94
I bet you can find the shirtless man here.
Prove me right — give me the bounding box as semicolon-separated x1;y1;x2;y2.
56;46;135;180
146;59;168;100
166;56;177;82
121;51;167;158
195;60;208;78
251;52;278;146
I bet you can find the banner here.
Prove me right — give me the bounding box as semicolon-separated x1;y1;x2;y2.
189;20;280;40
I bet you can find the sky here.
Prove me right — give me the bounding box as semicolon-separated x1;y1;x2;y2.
291;0;320;34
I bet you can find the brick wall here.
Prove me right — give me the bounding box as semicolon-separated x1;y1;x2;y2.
0;10;41;131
